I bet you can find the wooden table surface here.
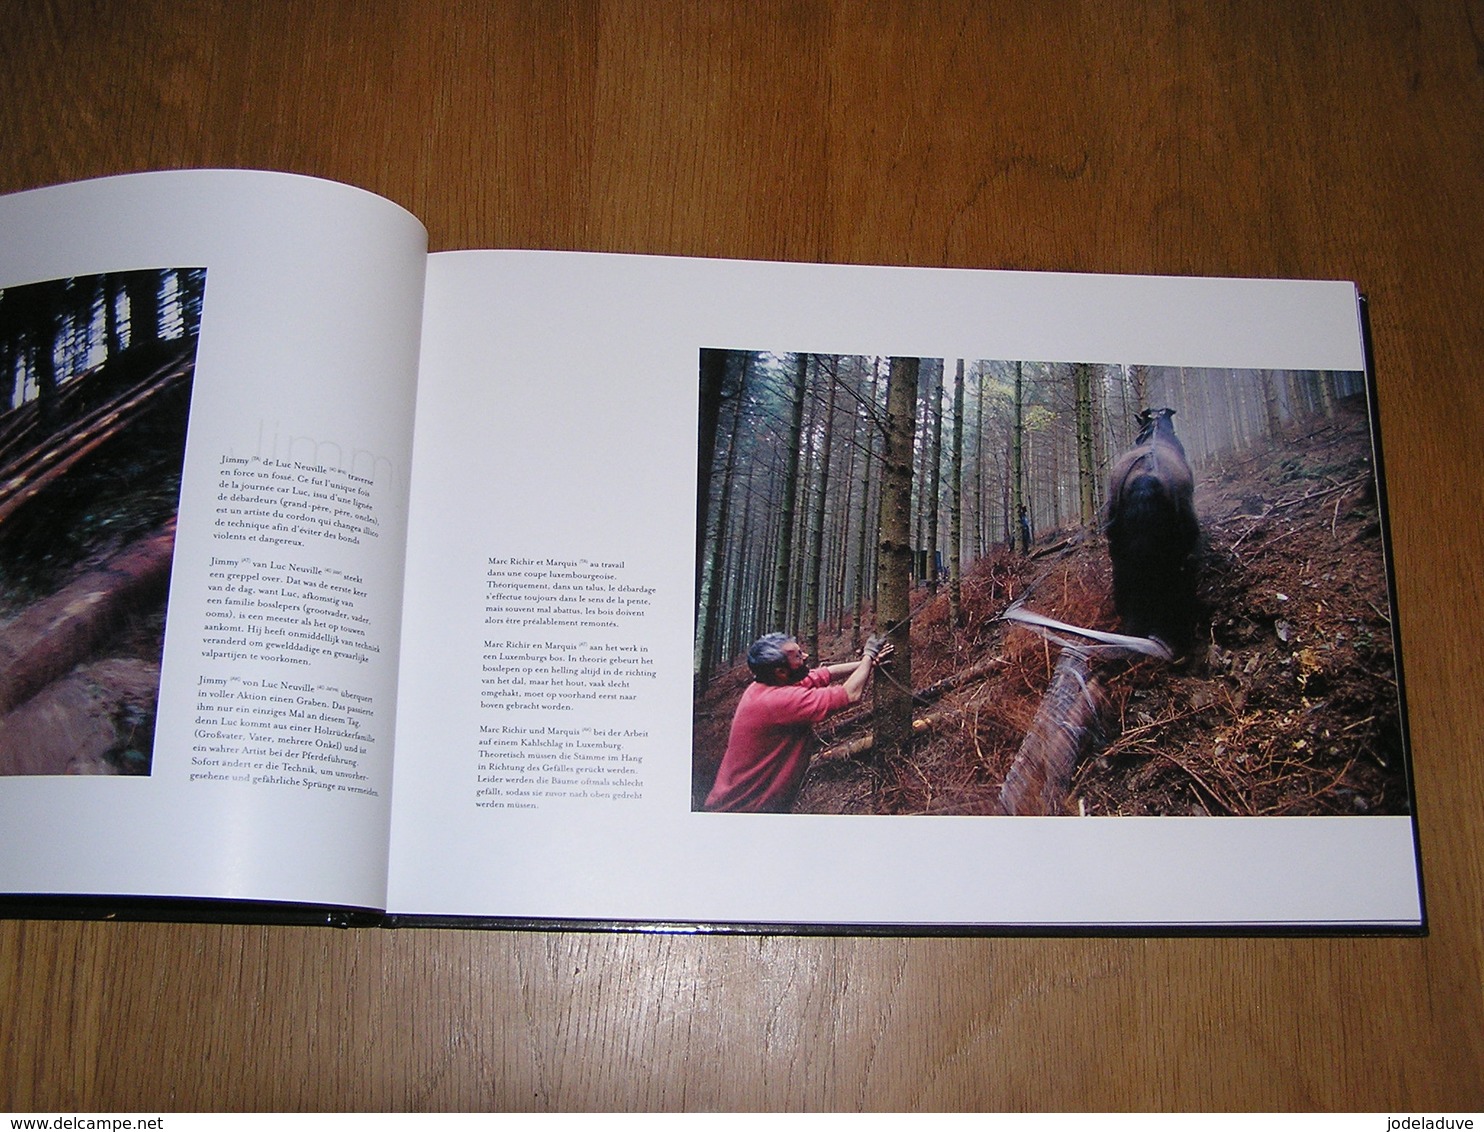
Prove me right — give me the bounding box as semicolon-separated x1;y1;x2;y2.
1;0;1480;1112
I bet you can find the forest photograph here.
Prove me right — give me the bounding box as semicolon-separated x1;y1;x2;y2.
0;267;204;776
692;349;1410;819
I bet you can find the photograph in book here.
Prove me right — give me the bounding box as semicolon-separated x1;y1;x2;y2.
0;268;205;777
693;350;1411;819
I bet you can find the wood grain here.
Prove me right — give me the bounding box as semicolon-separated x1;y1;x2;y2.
1;0;1480;1111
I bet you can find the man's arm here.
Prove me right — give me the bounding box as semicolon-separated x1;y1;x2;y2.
828;641;895;705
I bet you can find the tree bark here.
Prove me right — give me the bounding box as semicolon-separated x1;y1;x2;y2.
926;359;943;593
949;358;965;625
1012;361;1027;552
695;354;748;691
804;357;839;659
850;358;882;651
123;270;161;348
695;347;730;606
1074;362;1097;525
873;356;917;762
769;353;809;628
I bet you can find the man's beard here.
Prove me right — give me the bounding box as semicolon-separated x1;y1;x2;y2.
781;660;811;684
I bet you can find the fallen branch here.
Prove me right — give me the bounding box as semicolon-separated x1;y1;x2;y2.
914;656;1009;705
1028;536;1078;560
820;709;946;761
1268;474;1368;514
0;353;192;526
816;653;1011;754
1228;475;1369;551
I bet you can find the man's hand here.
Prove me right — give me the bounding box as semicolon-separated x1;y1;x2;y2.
863;636;895;666
826;640;897;700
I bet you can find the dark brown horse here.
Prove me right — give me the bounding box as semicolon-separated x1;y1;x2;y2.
1105;408;1199;645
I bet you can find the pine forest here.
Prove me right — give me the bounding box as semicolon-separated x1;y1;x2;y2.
692;350;1408;818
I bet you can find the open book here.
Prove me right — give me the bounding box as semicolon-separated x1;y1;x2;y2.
0;171;1423;932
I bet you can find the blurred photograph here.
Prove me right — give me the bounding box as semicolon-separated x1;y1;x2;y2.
0;268;204;776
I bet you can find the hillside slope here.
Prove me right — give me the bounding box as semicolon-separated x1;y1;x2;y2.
693;398;1410;818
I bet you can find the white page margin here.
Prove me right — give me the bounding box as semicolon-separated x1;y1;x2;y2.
0;171;427;909
388;251;1417;929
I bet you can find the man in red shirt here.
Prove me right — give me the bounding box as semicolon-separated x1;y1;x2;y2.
703;633;891;813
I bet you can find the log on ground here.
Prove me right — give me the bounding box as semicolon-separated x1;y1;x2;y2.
0;657;160;775
0;519;175;714
998;649;1103;815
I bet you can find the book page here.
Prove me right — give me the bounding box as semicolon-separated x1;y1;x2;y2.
388;251;1422;930
0;171;427;909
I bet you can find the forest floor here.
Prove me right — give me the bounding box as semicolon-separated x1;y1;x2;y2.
0;359;191;775
692;396;1412;817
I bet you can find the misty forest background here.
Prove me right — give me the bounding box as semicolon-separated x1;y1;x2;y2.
695;350;1364;694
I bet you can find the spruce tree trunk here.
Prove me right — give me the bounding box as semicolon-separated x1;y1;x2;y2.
1260;368;1284;436
926;360;943;593
696;347;729;606
695;357;747;691
1075;362;1097;525
949;359;964;626
850;358;882;651
873;357;917;762
804;359;838;659
769;353;809;628
123;271;161;347
1012;361;1026;552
